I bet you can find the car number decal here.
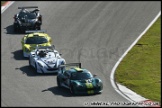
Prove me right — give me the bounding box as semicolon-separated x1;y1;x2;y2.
87;90;94;94
85;80;94;94
85;83;93;89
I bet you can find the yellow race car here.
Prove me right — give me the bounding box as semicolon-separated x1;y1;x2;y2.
21;30;52;57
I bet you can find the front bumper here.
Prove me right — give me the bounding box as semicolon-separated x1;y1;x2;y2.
74;90;102;95
73;87;103;95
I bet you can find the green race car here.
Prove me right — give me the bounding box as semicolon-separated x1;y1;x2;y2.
21;30;52;57
57;63;103;95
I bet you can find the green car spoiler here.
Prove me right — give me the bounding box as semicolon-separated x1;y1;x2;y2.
60;63;81;67
60;63;81;71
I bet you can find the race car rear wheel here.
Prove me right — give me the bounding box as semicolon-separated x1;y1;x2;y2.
38;26;41;30
35;26;41;30
35;22;41;30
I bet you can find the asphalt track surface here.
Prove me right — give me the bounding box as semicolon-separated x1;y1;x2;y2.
1;1;160;107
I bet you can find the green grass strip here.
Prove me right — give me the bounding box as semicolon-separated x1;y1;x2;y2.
1;1;7;6
115;16;161;104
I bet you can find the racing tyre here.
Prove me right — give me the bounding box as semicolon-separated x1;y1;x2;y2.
35;63;38;73
29;58;31;66
57;77;61;88
35;26;41;30
38;26;41;30
70;85;75;95
60;61;65;72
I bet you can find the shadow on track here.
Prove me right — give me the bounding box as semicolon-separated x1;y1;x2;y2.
16;65;57;77
42;86;98;97
11;49;28;60
4;25;25;35
42;86;73;97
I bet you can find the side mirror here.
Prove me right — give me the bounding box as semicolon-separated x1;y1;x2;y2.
59;53;62;56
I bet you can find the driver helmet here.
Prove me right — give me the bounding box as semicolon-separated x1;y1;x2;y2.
38;50;46;57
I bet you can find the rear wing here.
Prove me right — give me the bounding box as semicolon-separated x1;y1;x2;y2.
18;6;38;9
60;63;81;69
59;63;81;73
25;30;46;34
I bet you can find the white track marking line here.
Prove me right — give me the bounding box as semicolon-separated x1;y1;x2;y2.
1;1;15;14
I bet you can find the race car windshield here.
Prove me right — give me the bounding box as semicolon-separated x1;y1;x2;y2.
25;37;48;44
18;12;36;19
71;72;93;80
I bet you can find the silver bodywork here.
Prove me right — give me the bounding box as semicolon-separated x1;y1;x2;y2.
29;45;66;73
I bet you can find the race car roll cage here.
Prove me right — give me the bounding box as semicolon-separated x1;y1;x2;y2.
35;45;58;58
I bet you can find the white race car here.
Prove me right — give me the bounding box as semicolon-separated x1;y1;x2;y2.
29;45;66;73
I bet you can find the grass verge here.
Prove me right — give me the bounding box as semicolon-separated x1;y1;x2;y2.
115;16;161;104
1;1;7;6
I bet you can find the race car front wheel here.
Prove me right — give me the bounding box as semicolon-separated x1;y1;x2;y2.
60;62;65;72
29;58;31;66
70;85;75;95
35;63;38;73
57;77;61;88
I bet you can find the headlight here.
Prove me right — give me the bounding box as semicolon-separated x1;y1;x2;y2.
38;62;43;68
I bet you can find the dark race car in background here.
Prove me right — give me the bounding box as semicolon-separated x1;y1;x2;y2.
13;6;42;33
